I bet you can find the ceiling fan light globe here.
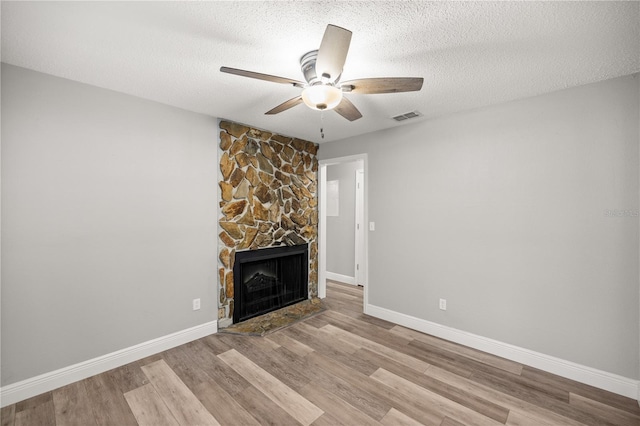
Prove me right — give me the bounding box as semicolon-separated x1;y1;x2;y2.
301;85;343;111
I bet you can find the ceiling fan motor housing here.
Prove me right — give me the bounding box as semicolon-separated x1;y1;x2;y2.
300;50;319;84
300;49;343;110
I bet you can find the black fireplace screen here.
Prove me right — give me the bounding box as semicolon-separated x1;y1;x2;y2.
233;244;308;323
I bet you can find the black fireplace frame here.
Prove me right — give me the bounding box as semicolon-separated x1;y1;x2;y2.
233;244;308;324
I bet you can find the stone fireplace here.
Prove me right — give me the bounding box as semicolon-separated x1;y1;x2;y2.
217;121;318;328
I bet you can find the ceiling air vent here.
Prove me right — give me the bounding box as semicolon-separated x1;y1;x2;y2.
392;111;422;122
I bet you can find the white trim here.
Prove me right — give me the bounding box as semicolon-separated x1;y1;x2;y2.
366;303;639;399
318;163;327;299
319;154;368;167
0;321;217;407
325;271;356;285
354;168;365;288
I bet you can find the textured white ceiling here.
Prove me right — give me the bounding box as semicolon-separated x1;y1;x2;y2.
2;1;639;143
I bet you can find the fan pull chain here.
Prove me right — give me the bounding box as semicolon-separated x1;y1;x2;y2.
320;112;325;139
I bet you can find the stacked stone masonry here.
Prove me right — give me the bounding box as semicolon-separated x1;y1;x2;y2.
218;121;319;323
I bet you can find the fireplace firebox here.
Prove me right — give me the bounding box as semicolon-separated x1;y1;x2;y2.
233;244;308;324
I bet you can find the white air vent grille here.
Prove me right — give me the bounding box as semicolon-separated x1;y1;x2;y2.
392;111;422;121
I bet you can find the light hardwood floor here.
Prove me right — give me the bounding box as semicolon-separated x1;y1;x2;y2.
2;281;639;425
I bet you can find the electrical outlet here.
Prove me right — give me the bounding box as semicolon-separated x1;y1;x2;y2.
193;298;201;311
369;222;375;231
439;298;447;311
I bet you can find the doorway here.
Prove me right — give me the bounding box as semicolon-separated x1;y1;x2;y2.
318;154;368;312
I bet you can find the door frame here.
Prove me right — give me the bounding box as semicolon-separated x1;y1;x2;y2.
354;168;365;287
318;154;368;312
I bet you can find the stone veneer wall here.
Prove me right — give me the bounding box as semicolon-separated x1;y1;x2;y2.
217;121;319;325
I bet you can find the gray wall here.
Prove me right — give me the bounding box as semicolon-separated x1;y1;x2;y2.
319;74;640;379
326;161;361;278
1;64;218;385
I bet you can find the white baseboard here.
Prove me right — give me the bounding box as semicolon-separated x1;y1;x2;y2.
325;271;355;285
0;320;217;407
366;303;639;400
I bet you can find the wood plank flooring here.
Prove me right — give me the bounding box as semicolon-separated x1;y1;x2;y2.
2;280;639;426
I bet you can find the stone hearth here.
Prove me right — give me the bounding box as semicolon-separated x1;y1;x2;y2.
219;298;325;336
218;121;319;327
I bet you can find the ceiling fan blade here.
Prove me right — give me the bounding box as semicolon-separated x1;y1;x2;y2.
334;97;362;121
220;67;304;87
265;96;304;115
315;25;352;82
341;77;424;94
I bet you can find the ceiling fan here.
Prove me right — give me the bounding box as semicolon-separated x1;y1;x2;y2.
220;24;424;122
